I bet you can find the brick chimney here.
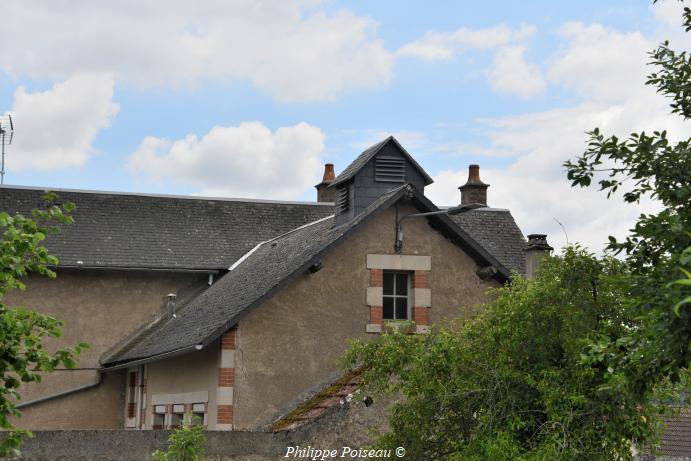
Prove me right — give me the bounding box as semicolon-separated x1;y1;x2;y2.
524;234;553;279
315;163;336;202
459;164;489;206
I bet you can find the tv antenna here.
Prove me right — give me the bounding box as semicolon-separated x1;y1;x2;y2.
0;114;13;185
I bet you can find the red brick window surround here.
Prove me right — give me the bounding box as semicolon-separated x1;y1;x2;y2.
366;255;431;334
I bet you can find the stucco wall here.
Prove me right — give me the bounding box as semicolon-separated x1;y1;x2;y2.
145;340;220;429
233;203;499;429
4;269;207;429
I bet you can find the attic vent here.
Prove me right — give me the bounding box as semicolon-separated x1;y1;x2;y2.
375;156;406;183
337;186;349;212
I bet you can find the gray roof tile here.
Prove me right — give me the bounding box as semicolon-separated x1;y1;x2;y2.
0;186;332;270
103;186;409;365
451;208;526;274
104;186;524;366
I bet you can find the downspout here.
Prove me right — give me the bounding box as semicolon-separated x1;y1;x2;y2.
16;371;103;409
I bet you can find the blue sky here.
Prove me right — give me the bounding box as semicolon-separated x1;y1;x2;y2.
1;0;689;252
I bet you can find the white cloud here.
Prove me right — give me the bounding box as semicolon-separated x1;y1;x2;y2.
432;142;517;158
0;1;392;102
488;46;545;99
128;122;325;199
427;15;690;254
4;75;119;171
548;23;650;102
397;23;535;61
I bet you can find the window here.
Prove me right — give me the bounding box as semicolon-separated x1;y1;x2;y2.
186;403;207;427
170;404;185;428
383;271;410;320
153;405;166;430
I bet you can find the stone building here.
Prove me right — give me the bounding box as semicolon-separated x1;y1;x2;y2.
0;136;548;431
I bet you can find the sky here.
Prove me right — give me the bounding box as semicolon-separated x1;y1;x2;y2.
1;0;689;253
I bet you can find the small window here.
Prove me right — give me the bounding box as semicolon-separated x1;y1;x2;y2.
171;404;185;428
383;271;410;320
188;403;206;427
153;405;166;430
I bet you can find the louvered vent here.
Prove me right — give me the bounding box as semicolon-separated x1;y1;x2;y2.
375;156;406;183
337;186;349;212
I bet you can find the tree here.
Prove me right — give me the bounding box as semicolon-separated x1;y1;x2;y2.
343;4;689;458
344;248;676;460
0;193;87;457
152;415;205;461
564;1;690;397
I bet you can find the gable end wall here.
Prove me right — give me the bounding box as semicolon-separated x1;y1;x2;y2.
233;203;499;429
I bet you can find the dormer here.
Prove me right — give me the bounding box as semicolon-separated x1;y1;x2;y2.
330;136;434;226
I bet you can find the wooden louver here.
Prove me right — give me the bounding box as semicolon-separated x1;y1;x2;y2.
337;186;349;212
375;156;406;183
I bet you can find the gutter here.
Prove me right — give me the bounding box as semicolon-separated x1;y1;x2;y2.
16;372;103;409
53;265;219;274
100;344;203;372
16;346;204;408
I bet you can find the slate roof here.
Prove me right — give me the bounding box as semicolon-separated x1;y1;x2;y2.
0;186;332;270
330;136;434;187
451;208;527;274
103;187;407;366
102;185;514;367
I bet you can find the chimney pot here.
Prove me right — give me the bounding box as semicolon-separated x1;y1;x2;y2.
526;234;553;251
315;163;337;202
459;164;489;206
524;234;553;279
468;164;481;182
323;163;335;182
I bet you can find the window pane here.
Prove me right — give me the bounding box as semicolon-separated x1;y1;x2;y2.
396;273;408;295
383;297;394;319
395;297;408;320
383;272;394;295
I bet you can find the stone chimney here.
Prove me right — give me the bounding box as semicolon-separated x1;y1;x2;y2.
525;234;553;279
459;164;489;206
315;163;336;202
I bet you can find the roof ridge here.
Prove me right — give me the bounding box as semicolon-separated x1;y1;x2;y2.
229;214;335;271
330;136;433;187
264;214;335;244
0;184;332;206
228;241;266;271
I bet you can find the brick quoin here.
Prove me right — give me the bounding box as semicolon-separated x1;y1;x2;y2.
221;329;236;350
414;307;428;326
218;368;234;387
217;405;233;424
370;306;383;324
370;269;383;287
413;270;428;288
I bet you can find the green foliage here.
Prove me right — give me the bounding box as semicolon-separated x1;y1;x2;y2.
152;415;205;461
564;1;690;396
344;248;675;460
0;193;88;457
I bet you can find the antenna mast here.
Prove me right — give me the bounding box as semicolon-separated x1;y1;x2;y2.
0;114;14;185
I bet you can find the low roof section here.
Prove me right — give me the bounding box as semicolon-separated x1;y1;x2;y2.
102;184;511;369
0;186;333;271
